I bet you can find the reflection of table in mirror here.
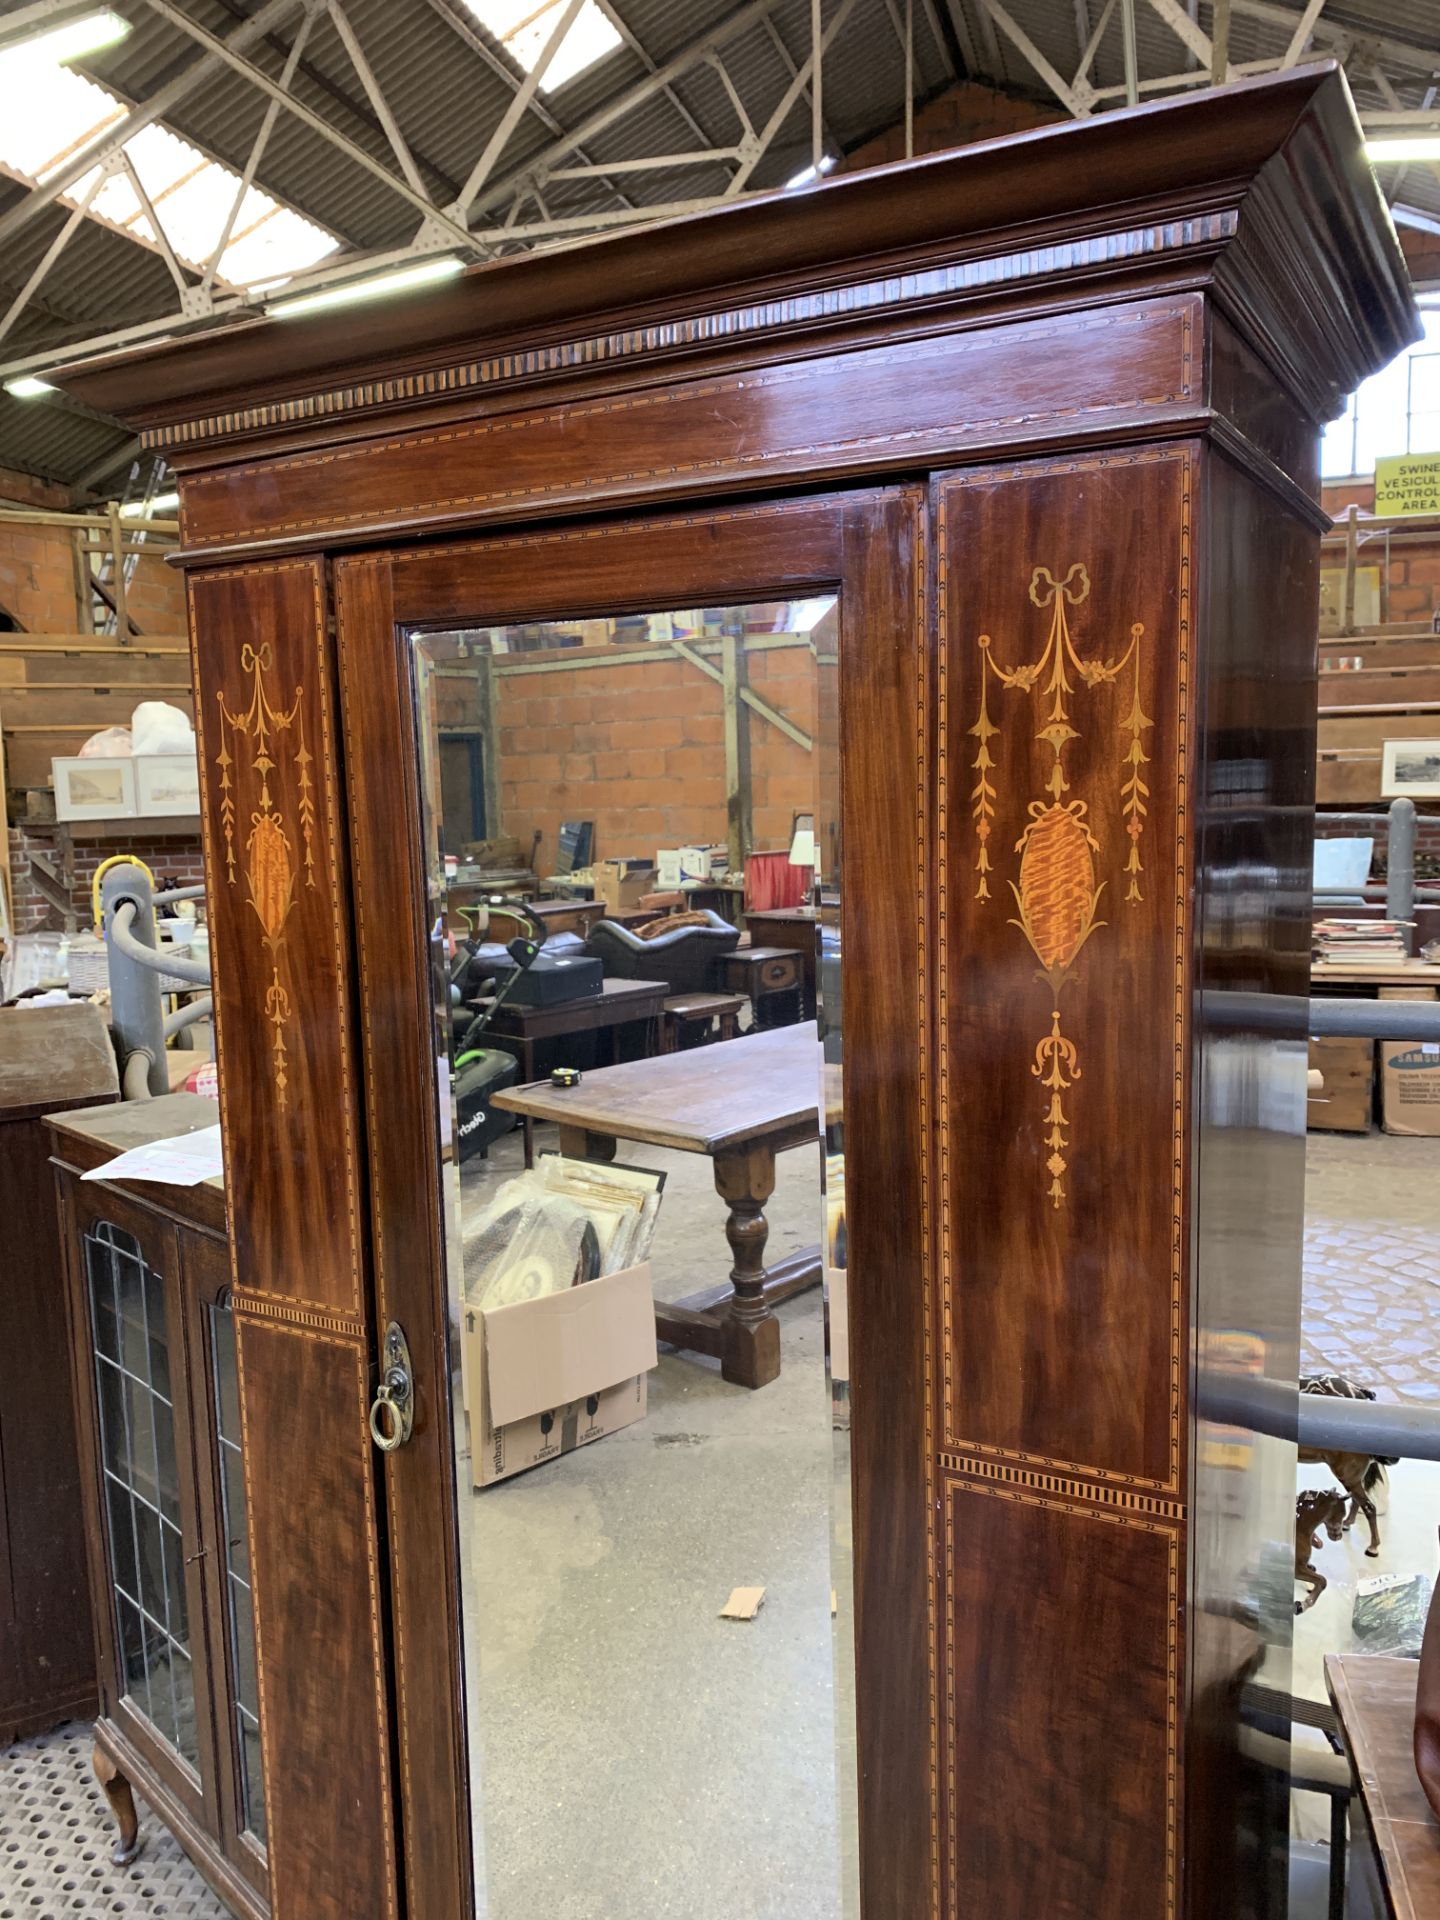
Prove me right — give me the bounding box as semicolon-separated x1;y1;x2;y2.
493;1021;839;1388
482;976;668;1165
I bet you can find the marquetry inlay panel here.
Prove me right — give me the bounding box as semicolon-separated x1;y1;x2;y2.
932;446;1192;1493
188;559;366;1324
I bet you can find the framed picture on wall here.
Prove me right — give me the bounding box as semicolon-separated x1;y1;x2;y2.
1382;739;1440;799
52;755;137;821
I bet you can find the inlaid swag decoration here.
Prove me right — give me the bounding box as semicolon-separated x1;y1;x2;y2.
970;561;1153;1207
213;640;317;1108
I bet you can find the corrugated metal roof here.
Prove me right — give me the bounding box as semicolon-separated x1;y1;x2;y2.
0;0;1436;493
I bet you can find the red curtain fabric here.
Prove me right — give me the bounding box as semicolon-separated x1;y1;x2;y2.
745;851;811;912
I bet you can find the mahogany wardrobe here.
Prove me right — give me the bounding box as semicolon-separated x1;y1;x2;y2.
61;65;1414;1920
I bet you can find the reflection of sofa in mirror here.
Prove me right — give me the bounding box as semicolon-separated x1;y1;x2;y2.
585;910;739;994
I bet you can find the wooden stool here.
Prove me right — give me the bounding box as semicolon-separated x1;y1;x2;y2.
661;991;745;1053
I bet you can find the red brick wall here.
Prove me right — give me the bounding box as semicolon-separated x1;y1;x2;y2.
1321;478;1440;626
8;823;205;934
0;468;82;632
0;467;187;636
493;644;818;870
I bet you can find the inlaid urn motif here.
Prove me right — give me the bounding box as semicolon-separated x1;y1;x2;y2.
969;563;1152;1205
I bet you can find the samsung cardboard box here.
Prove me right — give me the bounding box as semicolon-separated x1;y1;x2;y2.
463;1262;657;1488
1380;1041;1440;1137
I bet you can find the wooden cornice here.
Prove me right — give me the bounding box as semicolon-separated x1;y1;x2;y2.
54;63;1415;466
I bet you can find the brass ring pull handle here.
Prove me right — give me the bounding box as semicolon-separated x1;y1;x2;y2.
369;1321;415;1453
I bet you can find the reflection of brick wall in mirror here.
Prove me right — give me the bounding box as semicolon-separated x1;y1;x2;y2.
490;618;820;871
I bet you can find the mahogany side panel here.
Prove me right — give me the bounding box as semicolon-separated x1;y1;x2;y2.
334;553;471;1920
188;558;400;1920
940;1476;1179;1918
1185;448;1315;1920
1207;308;1320;495
838;489;931;1920
176;298;1198;556
233;1309;398;1920
187;561;365;1325
931;446;1197;1918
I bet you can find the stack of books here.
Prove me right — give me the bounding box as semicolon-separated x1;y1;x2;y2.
1313;918;1412;964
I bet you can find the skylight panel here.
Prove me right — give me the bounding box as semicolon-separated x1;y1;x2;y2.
0;33;337;290
463;0;622;89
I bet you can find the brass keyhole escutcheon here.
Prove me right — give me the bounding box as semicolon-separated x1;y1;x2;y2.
369;1321;415;1453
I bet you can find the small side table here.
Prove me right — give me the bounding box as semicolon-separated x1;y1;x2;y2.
661;991;745;1052
723;947;803;1028
1327;1652;1440;1920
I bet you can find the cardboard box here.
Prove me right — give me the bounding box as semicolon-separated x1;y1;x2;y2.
1307;1036;1374;1134
592;858;654;913
463;1261;657;1488
656;849;683;888
1381;1041;1440;1136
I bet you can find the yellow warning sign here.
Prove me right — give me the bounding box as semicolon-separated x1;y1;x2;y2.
1375;452;1440;517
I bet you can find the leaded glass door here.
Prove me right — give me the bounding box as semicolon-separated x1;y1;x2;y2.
71;1182;218;1834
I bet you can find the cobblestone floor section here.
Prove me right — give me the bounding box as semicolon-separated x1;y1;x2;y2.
1302;1132;1440;1404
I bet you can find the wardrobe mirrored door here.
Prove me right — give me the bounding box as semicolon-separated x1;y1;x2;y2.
407;594;855;1920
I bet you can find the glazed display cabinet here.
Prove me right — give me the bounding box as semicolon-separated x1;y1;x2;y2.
50;1097;267;1920
58;65;1415;1920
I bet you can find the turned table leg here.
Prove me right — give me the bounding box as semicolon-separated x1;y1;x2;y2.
714;1144;780;1389
521;1039;536;1168
93;1742;141;1866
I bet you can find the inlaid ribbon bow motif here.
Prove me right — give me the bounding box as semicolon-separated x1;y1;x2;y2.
969;563;1151;1207
214;640;316;1109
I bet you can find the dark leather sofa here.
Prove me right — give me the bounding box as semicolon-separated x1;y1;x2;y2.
584;910;739;993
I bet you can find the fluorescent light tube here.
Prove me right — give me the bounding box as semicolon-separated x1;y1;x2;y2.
3;375;55;398
1365;136;1440;164
785;156;836;190
265;256;464;319
5;9;131;62
119;492;180;515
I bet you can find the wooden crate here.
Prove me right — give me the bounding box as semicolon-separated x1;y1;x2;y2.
1307;1036;1374;1133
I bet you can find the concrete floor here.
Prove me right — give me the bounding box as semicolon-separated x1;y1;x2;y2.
450;1122;854;1920
7;1120;1436;1918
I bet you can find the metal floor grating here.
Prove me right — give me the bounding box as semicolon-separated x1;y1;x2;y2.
0;1724;230;1918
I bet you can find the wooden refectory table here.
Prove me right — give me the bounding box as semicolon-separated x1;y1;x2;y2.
493;1022;836;1389
482;975;669;1165
1326;1652;1440;1920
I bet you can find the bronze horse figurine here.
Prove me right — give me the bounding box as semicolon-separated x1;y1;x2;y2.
1294;1487;1349;1613
1298;1371;1395;1558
